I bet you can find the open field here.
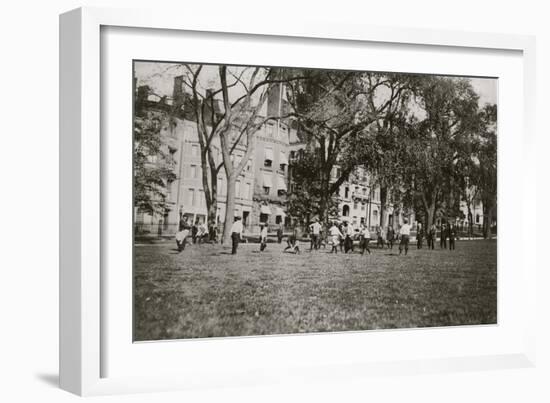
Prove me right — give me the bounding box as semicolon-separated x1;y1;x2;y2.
134;239;497;341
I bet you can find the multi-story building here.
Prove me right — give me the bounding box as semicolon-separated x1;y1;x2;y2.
331;166;413;230
249;83;295;232
134;77;293;236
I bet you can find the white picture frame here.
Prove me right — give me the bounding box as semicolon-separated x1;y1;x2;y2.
60;6;537;396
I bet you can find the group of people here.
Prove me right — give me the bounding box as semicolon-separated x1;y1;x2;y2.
414;222;457;250
175;216;219;252
176;214;459;255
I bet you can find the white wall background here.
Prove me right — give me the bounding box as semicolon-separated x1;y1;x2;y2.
0;1;547;402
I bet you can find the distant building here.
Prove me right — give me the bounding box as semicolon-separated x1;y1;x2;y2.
134;78;292;236
250;83;295;232
331;166;413;230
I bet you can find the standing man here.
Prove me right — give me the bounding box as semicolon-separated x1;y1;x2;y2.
309;219;322;251
448;223;457;250
329;222;344;254
440;223;447;249
230;216;244;255
276;222;284;244
425;223;433;250
344;221;355;253
398;219;411;255
416;222;424;249
175;215;191;252
359;223;371;255
386;225;395;250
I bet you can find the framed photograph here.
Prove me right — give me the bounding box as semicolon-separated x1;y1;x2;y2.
60;6;537;396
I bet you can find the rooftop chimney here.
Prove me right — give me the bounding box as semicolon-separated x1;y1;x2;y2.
172;76;185;110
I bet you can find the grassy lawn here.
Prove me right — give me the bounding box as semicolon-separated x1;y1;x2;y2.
134;239;497;341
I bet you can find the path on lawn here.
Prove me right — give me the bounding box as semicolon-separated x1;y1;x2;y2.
134;240;497;341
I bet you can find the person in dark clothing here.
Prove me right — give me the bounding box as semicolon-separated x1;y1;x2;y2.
276;223;284;244
175;216;191;252
426;224;436;250
343;222;354;253
439;223;447;249
191;220;199;244
448;223;457;250
386;226;395;250
416;223;424;249
209;221;218;243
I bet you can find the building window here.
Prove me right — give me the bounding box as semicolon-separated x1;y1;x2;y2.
191;144;199;156
361;202;366;211
343;205;350;217
260;213;269;223
244;183;251;199
264;148;274;168
189;165;197;178
235;181;241;199
278;189;286;197
373;210;378;223
187;188;195;206
199;190;205;207
263;186;270;195
345;187;349;198
476;214;480;224
353;201;358;210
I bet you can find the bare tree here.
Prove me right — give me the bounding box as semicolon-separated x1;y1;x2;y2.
180;64;294;244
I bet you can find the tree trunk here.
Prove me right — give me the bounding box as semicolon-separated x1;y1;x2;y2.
318;172;330;225
207;197;217;228
426;202;436;229
483;204;489;239
221;174;237;245
485;203;494;240
379;186;387;228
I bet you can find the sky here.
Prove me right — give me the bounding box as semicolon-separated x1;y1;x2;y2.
134;61;498;107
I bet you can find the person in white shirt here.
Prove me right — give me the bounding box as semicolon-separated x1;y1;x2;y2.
359;224;371;255
230;217;244;255
309;219;322;251
197;221;209;244
398;219;411;255
259;224;268;252
329;222;344;254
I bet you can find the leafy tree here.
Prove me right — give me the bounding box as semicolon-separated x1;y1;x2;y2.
134;113;177;216
287;149;339;225
394;77;485;228
285;70;411;225
476;104;497;238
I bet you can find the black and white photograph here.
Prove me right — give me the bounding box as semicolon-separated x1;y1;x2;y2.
133;61;497;341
